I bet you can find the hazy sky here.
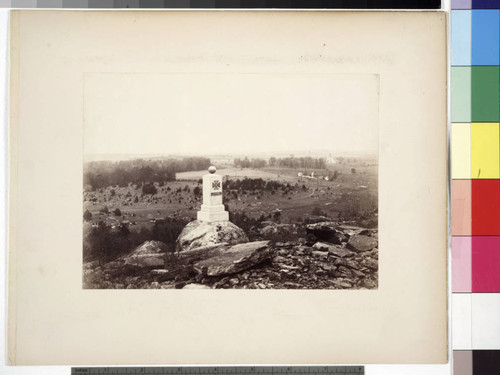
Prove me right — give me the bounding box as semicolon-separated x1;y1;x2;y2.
84;73;379;157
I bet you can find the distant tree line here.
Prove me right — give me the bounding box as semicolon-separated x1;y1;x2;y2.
224;178;266;191
83;157;210;191
269;156;326;169
234;156;326;169
234;157;267;169
223;178;290;192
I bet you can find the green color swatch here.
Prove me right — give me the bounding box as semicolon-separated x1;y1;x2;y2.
472;66;500;122
452;67;471;123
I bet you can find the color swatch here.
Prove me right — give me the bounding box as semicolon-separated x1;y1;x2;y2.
451;2;500;375
0;0;442;8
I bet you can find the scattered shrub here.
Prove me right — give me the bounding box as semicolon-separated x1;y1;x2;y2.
83;209;92;221
142;183;157;195
311;207;327;217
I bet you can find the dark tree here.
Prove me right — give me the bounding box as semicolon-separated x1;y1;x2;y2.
312;207;327;216
151;218;189;251
273;211;282;222
83;209;92;221
142;183;157;195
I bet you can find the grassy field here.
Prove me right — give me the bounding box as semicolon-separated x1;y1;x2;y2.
83;162;378;240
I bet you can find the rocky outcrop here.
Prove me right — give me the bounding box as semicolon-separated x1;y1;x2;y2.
83;222;379;290
305;222;348;244
176;220;248;252
346;234;378;252
259;223;302;242
193;241;273;276
122;240;168;268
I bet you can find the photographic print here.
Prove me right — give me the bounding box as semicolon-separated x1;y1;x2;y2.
82;73;379;290
10;11;448;365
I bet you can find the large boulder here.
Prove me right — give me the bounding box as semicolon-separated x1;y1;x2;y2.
193;241;273;276
122;240;168;268
346;234;378;252
176;220;248;252
305;222;347;244
259;223;301;242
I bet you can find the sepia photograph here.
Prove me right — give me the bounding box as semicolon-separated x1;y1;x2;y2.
9;11;448;365
82;73;379;290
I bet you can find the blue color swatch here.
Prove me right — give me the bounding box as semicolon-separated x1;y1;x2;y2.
472;9;500;65
452;10;472;66
472;0;500;8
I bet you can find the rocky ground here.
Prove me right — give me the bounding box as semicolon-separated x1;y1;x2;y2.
83;220;378;290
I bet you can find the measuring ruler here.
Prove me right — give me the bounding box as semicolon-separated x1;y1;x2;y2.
72;366;364;375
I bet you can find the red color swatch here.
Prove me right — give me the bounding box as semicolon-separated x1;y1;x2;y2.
453;180;472;235
472;236;500;292
471;179;500;235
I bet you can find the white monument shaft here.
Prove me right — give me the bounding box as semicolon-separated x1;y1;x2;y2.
197;166;229;222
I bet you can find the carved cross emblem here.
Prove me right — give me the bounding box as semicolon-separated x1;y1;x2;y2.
212;180;221;190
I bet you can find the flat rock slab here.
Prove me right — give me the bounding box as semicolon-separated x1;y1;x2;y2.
122;240;167;268
194;241;272;276
312;242;354;258
124;254;164;268
346;234;378;252
177;243;230;264
176;220;249;252
336;225;366;234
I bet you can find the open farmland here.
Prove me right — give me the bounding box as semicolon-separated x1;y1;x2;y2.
84;162;377;231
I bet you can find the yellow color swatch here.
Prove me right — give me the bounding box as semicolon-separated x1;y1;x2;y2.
452;123;471;179
471;123;500;179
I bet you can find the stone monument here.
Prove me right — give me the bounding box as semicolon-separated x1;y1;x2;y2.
176;166;248;252
197;166;229;222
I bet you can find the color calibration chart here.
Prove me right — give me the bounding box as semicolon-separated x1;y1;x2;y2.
0;0;441;9
451;1;500;374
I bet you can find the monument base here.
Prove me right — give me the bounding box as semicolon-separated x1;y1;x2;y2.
197;210;229;222
176;220;249;252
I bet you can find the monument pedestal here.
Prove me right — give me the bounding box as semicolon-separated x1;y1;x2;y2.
196;166;229;223
197;205;229;222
